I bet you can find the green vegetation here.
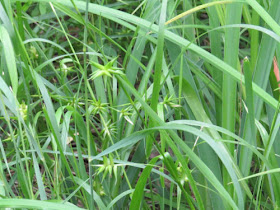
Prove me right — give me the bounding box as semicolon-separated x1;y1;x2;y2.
0;0;280;209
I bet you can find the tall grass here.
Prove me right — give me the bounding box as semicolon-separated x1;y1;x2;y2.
0;0;280;209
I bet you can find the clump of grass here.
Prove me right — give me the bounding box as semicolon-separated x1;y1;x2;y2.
0;0;280;209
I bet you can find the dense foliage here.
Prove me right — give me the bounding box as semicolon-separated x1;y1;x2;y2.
0;0;280;209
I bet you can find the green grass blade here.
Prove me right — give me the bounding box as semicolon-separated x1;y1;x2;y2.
0;199;83;210
147;0;167;157
243;57;255;144
0;25;18;95
130;157;159;210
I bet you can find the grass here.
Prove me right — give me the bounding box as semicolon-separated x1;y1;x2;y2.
0;0;280;209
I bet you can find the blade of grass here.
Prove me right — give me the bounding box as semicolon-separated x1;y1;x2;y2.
243;57;255;147
222;2;242;205
130;157;159;210
0;199;83;210
0;25;18;95
147;0;167;157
